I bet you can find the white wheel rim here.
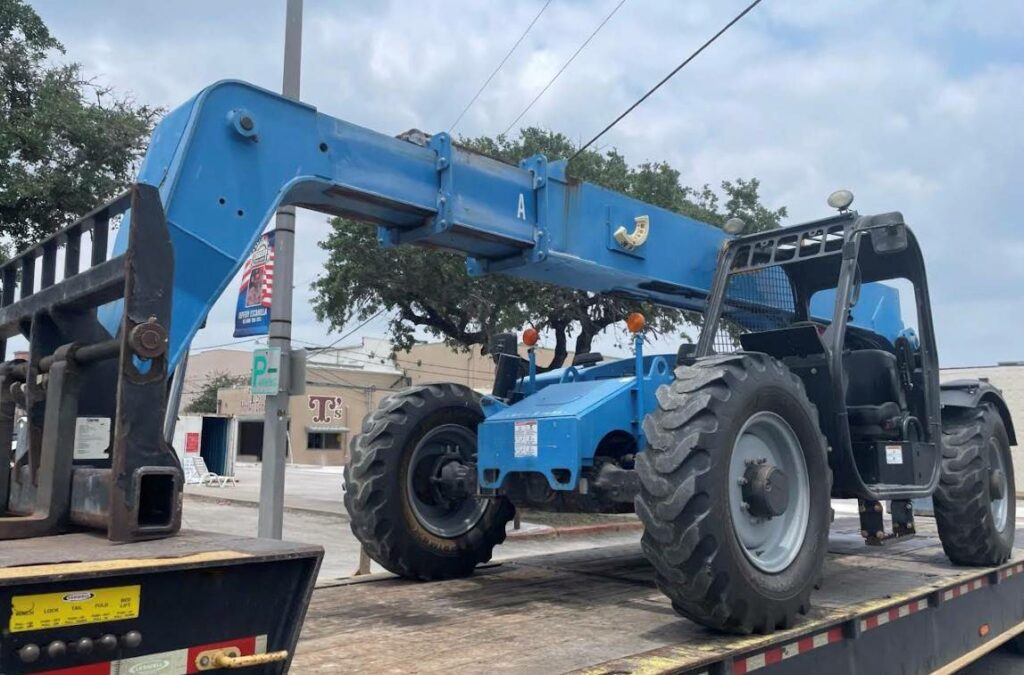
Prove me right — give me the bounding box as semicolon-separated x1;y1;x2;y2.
988;437;1009;532
728;411;811;573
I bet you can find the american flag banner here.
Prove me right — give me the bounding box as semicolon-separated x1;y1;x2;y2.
233;231;275;337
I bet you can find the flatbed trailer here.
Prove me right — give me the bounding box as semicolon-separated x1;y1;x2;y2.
0;531;322;674
293;512;1024;674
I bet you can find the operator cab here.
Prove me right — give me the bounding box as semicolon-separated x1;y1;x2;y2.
695;195;940;502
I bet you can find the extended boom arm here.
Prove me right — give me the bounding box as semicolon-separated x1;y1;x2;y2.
101;80;728;369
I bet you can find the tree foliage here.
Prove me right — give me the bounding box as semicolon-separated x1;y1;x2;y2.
185;371;246;415
0;0;160;249
314;128;786;369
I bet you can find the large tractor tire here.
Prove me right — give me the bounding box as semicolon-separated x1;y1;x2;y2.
934;403;1014;565
344;383;514;580
635;352;831;634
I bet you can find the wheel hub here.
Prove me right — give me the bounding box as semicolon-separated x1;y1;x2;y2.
406;425;488;539
728;411;810;574
742;461;789;519
432;456;477;504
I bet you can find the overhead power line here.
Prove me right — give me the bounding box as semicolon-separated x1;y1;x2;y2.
449;0;555;132
501;0;628;137
570;0;764;161
313;310;387;352
190;310;384;354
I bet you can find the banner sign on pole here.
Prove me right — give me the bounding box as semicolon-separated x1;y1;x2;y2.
233;232;275;337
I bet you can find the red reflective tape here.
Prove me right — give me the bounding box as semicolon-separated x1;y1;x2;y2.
187;635;259;673
733;658;749;675
865;614;879;629
828;627;842;642
763;648;783;665
797;636;814;652
33;663;111;675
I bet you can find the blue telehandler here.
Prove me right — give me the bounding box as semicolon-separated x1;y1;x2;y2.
0;80;1014;648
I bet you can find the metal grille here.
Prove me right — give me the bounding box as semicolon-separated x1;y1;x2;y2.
712;265;796;353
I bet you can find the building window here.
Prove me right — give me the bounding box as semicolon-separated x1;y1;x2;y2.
307;432;345;450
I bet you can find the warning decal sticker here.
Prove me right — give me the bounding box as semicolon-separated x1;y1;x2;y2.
514;420;538;458
9;584;140;633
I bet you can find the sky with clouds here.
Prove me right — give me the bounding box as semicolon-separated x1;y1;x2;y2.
26;0;1024;367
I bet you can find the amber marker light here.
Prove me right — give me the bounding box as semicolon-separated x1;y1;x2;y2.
626;312;646;334
523;327;539;346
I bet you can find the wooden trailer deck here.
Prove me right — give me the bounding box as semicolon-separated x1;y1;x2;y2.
292;513;1024;674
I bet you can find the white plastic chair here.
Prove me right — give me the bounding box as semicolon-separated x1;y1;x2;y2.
192;456;238;487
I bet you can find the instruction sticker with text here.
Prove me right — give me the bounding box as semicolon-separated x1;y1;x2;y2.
9;585;140;633
74;417;111;459
514;420;538;458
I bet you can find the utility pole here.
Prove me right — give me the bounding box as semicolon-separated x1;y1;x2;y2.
258;0;302;539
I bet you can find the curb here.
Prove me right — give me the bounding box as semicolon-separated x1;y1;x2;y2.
507;520;644;541
184;492;645;539
184;492;348;520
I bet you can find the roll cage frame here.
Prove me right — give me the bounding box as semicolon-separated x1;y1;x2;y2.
695;211;942;501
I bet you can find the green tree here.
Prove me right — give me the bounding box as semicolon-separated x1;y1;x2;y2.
185;372;246;415
0;0;160;248
313;128;785;368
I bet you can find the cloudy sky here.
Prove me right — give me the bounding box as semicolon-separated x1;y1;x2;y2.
27;0;1024;367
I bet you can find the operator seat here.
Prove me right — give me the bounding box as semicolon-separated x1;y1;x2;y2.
843;349;905;439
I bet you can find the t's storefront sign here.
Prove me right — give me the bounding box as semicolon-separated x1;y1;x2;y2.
308;395;345;426
306;395;348;453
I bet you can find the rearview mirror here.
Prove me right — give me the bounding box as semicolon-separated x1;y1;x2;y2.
868;214;908;253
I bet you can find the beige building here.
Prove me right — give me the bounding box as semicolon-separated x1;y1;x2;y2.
180;348;254;411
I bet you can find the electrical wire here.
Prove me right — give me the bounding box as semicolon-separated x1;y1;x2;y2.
312;309;387;351
190;336;264;352
449;0;555;132
500;0;628;136
569;0;765;161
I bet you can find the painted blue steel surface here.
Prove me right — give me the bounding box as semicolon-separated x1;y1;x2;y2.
477;355;673;490
100;80;728;369
811;282;903;340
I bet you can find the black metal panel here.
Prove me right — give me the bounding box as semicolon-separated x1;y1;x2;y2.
0;533;322;675
0;184;181;542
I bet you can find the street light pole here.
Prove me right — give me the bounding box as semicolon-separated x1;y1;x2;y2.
258;0;302;539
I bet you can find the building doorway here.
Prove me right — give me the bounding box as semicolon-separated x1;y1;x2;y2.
200;417;229;475
237;420;264;462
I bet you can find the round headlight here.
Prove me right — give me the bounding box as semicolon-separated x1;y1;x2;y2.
827;189;854;211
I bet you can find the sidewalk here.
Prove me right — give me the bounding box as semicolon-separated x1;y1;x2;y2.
185;463;346;515
183;463;642;539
